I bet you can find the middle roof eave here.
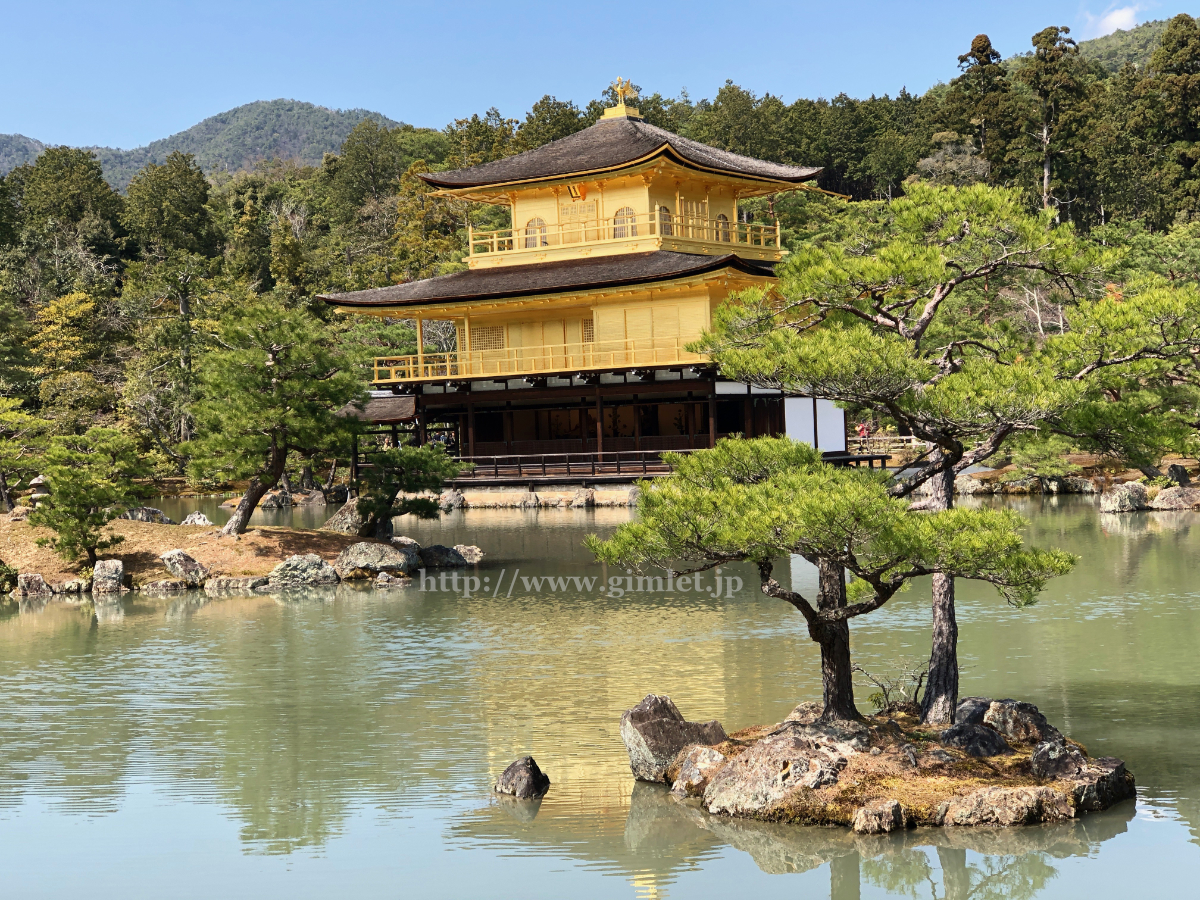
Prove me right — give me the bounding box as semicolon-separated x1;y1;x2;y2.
319;251;777;310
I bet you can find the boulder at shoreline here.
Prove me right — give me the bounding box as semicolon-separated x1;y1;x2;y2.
619;694;728;783
495;756;551;800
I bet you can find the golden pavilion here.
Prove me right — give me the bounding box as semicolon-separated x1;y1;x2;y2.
322;83;849;483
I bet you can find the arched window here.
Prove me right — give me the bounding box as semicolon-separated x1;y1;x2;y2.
524;217;548;248
613;206;638;239
716;213;731;242
658;206;673;236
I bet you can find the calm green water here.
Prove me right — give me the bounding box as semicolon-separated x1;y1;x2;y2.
1;497;1198;898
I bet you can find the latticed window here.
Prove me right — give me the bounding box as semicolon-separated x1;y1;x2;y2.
716;213;731;242
582;319;595;343
658;206;673;236
471;325;505;351
612;206;638;239
524;217;548;248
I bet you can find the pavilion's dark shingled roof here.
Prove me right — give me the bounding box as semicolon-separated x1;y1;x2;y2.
336;394;416;423
320;251;775;309
420;117;821;189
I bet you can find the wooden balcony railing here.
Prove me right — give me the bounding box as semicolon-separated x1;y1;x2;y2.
468;211;780;257
373;336;706;384
845;435;925;456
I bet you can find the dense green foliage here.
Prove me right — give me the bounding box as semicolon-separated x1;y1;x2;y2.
28;427;148;565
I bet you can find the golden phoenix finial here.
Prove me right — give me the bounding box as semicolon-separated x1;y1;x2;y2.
612;78;638;104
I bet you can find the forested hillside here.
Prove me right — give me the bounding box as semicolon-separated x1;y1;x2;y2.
0;134;45;174
1077;18;1169;70
0;100;420;190
7;14;1200;524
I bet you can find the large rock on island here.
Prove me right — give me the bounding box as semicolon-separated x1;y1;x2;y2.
703;724;850;817
939;723;1012;758
333;542;420;580
1031;738;1086;779
160;550;209;587
320;498;367;535
494;756;551;799
419;545;468;568
670;746;727;798
983;699;1062;743
92;559;125;593
119;507;176;524
944;786;1073;826
15;573;51;597
1149;485;1200;510
1099;482;1148;512
267;554;339;589
180;512;213;526
852;799;906;835
619;694;727;783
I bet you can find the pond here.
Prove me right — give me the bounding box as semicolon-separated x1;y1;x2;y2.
1;497;1197;898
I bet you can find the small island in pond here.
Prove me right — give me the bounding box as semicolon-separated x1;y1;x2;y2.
620;694;1135;834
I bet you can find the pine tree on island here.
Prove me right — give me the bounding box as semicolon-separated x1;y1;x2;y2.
588;438;1074;723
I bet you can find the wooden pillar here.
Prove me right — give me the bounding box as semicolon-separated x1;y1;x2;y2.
708;391;717;448
685;391;694;446
633;394;641;450
463;313;471;376
416;316;425;378
467;396;476;457
505;401;514;452
595;388;604;458
350;433;359;491
744;385;754;437
812;396;820;450
390;423;399;449
416;398;427;446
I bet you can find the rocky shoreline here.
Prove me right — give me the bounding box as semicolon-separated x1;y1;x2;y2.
619;695;1135;834
3;513;483;600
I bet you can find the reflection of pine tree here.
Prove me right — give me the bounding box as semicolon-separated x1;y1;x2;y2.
859;847;1058;900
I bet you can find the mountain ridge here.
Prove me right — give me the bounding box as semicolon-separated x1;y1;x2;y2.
1;99;408;190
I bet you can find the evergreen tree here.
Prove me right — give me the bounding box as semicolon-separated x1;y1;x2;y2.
589;438;1073;722
515;96;586;150
0;398;46;512
123;151;218;257
27;427;148;566
1016;27;1086;211
188;300;364;534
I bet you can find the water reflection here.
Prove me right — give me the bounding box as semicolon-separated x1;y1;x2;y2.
0;499;1198;897
451;783;1135;898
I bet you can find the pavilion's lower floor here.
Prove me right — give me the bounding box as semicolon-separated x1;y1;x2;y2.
352;369;852;485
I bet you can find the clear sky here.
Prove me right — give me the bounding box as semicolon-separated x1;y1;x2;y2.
2;0;1197;148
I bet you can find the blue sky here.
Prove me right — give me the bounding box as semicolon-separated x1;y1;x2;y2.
2;1;1197;148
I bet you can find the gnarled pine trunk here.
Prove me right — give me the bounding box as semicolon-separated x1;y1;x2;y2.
817;558;860;723
221;478;271;536
921;452;959;724
0;471;12;513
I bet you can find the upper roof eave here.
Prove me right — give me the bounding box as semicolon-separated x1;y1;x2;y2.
418;117;821;193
